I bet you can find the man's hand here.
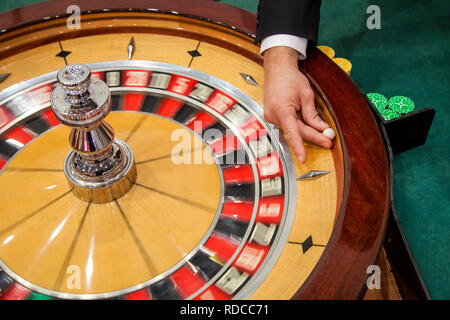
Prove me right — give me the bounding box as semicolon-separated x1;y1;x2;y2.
263;46;333;163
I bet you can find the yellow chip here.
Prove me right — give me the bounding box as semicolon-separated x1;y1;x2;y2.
317;45;335;59
332;57;352;75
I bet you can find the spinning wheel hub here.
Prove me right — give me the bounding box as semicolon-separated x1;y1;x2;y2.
51;64;137;203
57;64;91;98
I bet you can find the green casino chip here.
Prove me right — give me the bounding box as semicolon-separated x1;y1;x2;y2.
388;96;415;114
367;93;388;111
380;108;400;120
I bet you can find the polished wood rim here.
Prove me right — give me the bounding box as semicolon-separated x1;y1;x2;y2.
0;0;390;299
296;49;389;299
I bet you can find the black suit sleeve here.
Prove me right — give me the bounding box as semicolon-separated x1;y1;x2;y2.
255;0;322;44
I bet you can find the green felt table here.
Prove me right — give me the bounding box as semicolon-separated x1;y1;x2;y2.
0;0;448;299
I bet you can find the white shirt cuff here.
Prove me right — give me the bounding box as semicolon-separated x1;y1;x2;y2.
260;34;308;60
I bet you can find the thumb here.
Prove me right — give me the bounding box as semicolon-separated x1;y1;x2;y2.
300;90;329;131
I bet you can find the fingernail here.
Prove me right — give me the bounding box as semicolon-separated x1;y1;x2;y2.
297;154;306;163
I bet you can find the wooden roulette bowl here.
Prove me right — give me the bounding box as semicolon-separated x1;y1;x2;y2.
0;0;389;300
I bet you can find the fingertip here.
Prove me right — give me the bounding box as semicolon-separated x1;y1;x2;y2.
319;120;330;131
296;153;306;163
295;146;307;163
317;134;333;149
293;145;306;163
323;138;333;149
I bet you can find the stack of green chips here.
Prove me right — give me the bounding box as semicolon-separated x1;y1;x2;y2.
367;92;415;121
388;96;415;114
367;92;388;111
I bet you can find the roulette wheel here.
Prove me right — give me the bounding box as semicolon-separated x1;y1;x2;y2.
0;0;389;300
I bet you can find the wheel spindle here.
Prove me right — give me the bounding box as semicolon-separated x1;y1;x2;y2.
51;64;137;203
